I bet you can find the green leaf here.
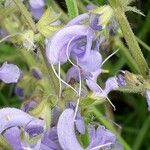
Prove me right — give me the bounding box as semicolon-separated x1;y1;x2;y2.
65;0;79;18
125;6;145;16
37;8;62;37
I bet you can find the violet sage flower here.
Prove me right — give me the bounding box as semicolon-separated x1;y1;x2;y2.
0;62;20;84
31;67;42;80
29;0;45;20
57;108;122;150
0;107;44;133
15;86;24;98
66;102;85;134
46;13;102;70
0;108;45;149
146;90;150;111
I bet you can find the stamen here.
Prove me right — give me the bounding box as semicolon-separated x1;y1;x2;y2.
97;85;116;111
89;142;113;150
101;49;119;66
100;116;122;129
0;32;22;43
58;62;62;98
73;58;82;121
65;37;82;120
51;64;78;95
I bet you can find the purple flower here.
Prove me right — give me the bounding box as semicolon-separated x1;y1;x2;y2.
57;108;122;150
15;86;24;98
109;18;119;36
146;90;150;111
31;68;42;80
0;108;45;149
0;108;44;133
90;15;102;31
46;13;103;69
0;62;20;84
86;4;96;11
116;71;127;87
46;25;94;65
57;109;83;150
87;125;116;149
66;102;85;134
21;100;37;112
29;0;45;20
41;126;62;150
3;127;22;150
102;77;119;97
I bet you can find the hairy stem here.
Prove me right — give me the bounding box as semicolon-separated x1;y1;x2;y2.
13;0;59;95
108;0;149;77
13;0;36;32
65;0;79;18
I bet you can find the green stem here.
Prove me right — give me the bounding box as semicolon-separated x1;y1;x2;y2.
13;0;37;32
136;37;150;52
108;0;149;77
39;44;59;95
93;107;132;150
138;10;150;40
133;116;150;150
115;38;140;73
13;0;59;95
65;0;79;18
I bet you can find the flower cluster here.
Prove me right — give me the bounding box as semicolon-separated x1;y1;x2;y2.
46;12;119;102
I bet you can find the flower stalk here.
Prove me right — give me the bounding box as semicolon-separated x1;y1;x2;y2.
14;0;37;32
13;0;59;95
108;0;149;77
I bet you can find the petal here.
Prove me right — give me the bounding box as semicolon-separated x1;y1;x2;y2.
96;126;116;144
31;68;42;80
88;125;96;142
51;107;61;126
25;125;44;137
0;107;44;133
15;86;24;98
57;109;83;150
0;62;20;84
29;0;45;9
87;125;116;150
75;112;85;134
109;18;119;36
66;66;79;83
3;127;22;150
30;8;44;20
86;4;96;11
146;90;150;111
103;77;119;96
48;127;58;141
67;13;89;26
78;50;102;72
46;25;89;64
21;100;37;112
42;127;61;150
90;15;102;31
86;69;101;93
116;71;127;87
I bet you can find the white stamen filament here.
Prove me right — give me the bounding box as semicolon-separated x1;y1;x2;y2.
0;32;22;43
97;83;116;111
73;59;82;120
66;37;82;120
89;142;113;150
51;64;78;95
58;62;62;98
101;49;119;67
